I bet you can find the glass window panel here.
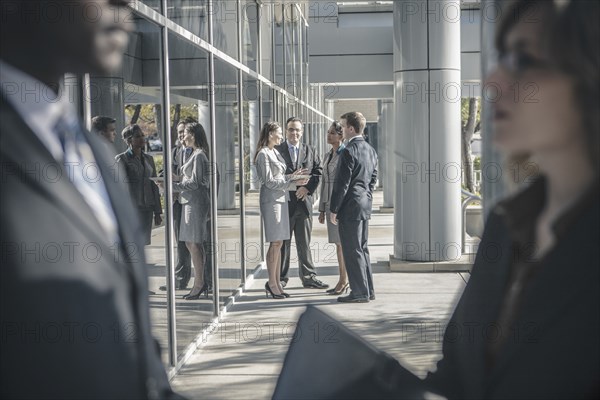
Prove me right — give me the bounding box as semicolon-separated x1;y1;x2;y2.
139;0;161;12
166;31;214;360
273;4;284;87
213;0;239;60
261;83;273;124
214;59;241;306
259;3;273;80
167;0;209;42
89;15;169;365
242;74;262;276
241;0;258;71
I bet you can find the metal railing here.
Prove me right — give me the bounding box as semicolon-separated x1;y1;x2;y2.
461;189;482;254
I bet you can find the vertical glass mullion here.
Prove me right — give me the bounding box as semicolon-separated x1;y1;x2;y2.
160;0;177;367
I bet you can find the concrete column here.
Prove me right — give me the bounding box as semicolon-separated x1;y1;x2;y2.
215;103;236;210
380;99;395;209
393;0;462;261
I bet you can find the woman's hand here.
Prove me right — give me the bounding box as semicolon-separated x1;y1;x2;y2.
290;168;310;186
318;211;325;224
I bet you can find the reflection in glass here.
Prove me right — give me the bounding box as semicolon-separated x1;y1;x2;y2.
243;75;262;274
91;15;170;365
167;0;208;41
241;0;258;71
213;0;239;60
167;32;214;360
214;59;242;306
259;2;273;80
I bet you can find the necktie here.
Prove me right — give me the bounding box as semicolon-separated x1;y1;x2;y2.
290;146;297;169
55;117;119;244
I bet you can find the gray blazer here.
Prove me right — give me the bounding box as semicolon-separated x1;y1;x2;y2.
318;148;341;212
173;148;211;207
255;147;296;205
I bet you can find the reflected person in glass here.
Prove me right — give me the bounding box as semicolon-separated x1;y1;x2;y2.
171;122;212;300
115;124;163;245
254;122;309;299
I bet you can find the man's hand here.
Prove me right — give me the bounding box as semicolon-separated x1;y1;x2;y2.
154;214;163;226
330;212;338;226
296;187;309;200
318;211;325;224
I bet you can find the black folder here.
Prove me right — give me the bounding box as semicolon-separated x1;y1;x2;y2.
273;306;429;400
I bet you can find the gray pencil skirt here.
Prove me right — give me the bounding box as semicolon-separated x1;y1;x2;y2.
261;201;291;242
179;203;209;243
324;205;341;243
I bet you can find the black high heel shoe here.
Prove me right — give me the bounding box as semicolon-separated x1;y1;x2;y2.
184;283;209;300
329;283;350;296
265;282;285;299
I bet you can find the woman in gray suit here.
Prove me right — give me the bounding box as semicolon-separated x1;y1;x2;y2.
318;121;348;295
254;122;308;299
173;122;211;300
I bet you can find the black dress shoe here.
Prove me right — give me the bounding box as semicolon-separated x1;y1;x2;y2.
302;276;329;289
337;294;369;303
369;294;376;301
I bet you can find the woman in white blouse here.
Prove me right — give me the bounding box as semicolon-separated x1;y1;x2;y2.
318;122;349;295
254;122;308;299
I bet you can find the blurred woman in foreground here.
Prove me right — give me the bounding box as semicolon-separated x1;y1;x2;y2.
424;1;599;398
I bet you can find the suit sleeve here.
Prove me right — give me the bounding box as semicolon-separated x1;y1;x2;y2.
255;151;296;191
304;145;322;195
369;151;378;193
329;149;354;214
173;153;210;192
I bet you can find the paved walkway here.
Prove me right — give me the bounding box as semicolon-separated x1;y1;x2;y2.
170;191;469;399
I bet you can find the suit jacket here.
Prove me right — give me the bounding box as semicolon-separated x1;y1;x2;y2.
173;148;211;208
255;147;296;205
329;136;378;221
115;148;162;215
424;198;600;399
275;141;322;217
0;97;176;399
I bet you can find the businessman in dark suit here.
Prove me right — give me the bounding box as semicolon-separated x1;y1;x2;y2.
0;1;180;398
330;112;378;303
275;117;327;289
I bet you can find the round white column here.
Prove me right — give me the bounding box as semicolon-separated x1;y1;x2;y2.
380;99;395;209
393;0;462;261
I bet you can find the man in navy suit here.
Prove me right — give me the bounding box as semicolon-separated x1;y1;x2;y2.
329;112;378;303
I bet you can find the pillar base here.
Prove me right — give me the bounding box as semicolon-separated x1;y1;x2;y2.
389;254;473;272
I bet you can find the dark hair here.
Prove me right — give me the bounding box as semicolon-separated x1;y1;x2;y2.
497;0;599;173
340;112;366;134
254;122;280;162
121;124;143;143
286;116;303;127
91;116;116;133
185;122;209;157
177;116;198;127
329;121;343;135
